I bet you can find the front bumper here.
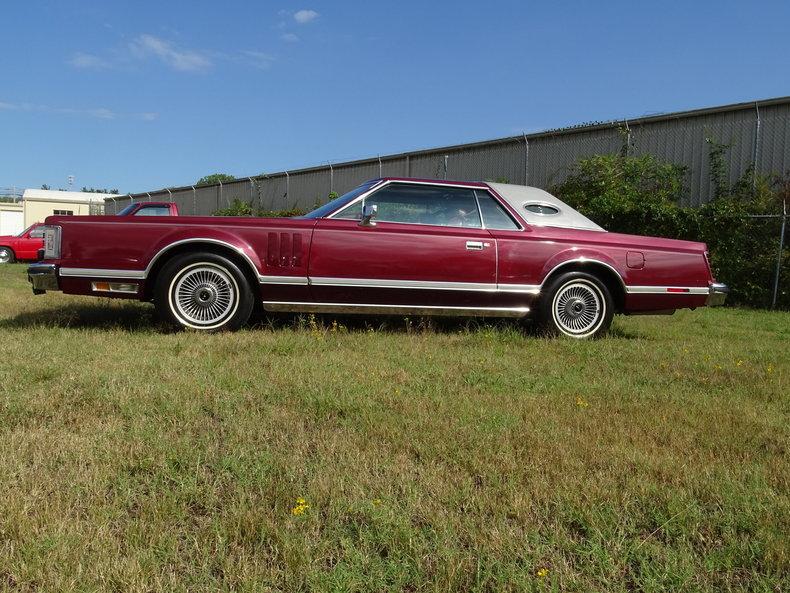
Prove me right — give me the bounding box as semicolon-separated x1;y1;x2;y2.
706;282;728;306
28;263;59;294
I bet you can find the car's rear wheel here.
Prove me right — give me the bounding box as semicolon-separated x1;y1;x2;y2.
537;271;613;339
154;252;254;331
0;247;15;264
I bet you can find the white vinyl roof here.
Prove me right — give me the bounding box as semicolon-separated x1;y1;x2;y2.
487;183;605;232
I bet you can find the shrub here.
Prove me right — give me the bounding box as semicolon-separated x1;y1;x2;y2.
213;199;307;218
551;153;788;309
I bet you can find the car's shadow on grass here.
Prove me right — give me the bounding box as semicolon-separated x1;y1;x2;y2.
0;301;159;332
2;304;643;339
251;312;643;339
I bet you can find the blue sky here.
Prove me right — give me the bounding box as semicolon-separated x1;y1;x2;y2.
1;1;788;193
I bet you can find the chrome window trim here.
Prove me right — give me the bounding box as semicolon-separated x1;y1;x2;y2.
523;201;562;216
328;180;515;230
474;189;523;231
262;301;530;318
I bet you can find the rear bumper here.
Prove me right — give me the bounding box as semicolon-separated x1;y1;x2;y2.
28;263;59;294
706;282;728;307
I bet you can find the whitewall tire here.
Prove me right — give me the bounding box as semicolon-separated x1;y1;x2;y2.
538;272;614;339
155;252;254;331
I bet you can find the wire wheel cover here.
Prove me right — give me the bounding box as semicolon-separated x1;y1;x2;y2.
0;248;11;263
173;265;236;325
552;281;603;335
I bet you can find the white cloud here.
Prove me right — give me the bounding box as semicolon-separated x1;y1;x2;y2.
67;34;275;74
130;34;212;72
0;100;157;121
294;9;319;24
68;52;110;69
239;50;276;69
280;32;300;43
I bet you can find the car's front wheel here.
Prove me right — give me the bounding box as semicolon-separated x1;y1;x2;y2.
537;271;614;339
0;247;15;264
154;252;254;331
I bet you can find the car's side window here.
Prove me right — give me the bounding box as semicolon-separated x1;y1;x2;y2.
475;190;521;230
335;184;482;228
135;206;171;216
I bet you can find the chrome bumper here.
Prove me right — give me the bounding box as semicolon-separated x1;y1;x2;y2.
28;263;59;294
706;282;728;306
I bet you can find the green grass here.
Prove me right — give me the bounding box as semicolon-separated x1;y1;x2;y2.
0;263;787;592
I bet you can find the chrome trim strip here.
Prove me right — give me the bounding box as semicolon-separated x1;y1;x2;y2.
309;277;497;291
541;258;627;289
58;239;262;282
626;286;709;295
307;276;541;293
259;275;309;285
262;301;530;318
144;238;261;281
327;179;525;230
60;267;146;279
499;284;541;294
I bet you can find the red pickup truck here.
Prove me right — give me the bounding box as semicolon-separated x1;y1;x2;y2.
27;178;726;338
116;202;179;217
0;223;45;263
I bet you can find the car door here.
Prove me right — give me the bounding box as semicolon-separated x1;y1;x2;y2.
308;182;500;310
18;225;44;259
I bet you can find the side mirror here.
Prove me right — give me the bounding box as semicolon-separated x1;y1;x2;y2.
359;203;378;227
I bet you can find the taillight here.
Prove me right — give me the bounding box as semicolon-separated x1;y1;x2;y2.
42;225;62;259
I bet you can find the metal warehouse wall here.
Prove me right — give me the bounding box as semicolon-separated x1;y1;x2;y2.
106;97;790;215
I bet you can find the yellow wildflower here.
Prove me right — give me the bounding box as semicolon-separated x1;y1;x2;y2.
736;360;743;367
291;497;310;516
576;396;589;408
536;567;549;578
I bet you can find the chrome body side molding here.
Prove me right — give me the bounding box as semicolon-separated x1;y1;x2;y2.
60;267;146;279
262;301;530;318
626;286;709;295
260;275;541;294
260;275;310;285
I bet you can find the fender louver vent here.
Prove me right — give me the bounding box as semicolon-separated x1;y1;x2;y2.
267;232;302;268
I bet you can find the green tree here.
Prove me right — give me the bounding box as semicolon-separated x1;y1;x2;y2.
196;173;236;186
81;187;120;194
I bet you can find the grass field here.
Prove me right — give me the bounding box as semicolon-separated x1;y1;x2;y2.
0;263;787;592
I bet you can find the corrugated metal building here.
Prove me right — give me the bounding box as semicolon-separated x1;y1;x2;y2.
107;96;790;215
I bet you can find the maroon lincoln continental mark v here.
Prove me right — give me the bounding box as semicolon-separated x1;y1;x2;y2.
28;178;727;338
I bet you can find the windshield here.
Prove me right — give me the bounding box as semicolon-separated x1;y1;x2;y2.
302;179;382;219
16;224;36;237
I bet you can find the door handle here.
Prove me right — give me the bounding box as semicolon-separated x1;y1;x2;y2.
466;241;484;251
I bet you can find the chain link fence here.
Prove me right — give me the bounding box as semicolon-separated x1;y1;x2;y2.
107;97;789;215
